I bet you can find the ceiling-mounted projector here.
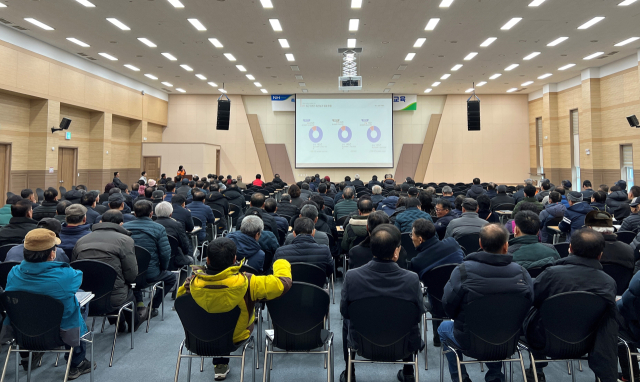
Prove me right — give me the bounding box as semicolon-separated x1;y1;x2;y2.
339;76;362;91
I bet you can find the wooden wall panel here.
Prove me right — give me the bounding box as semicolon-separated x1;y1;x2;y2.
146;123;164;142
111;116;131;171
60;105;91;170
0;92;31;171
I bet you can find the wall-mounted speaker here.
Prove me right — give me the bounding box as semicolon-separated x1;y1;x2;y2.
60;118;72;130
467;100;480;131
216;99;231;130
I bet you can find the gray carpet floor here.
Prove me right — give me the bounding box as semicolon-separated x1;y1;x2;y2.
0;280;602;382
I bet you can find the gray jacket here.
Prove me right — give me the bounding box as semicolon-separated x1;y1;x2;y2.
444;212;488;240
284;230;330;247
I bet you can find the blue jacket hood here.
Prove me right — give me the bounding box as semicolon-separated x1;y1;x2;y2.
568;201;594;214
227;231;265;270
378;196;399;215
544;202;566;216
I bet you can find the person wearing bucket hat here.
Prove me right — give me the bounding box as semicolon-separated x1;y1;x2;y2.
5;218;69;263
558;191;592;242
584;210;634;272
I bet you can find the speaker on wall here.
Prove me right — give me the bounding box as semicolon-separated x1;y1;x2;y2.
467;100;480;131
60;118;72;130
216;98;231;130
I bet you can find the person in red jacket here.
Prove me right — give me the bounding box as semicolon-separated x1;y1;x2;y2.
252;174;264;187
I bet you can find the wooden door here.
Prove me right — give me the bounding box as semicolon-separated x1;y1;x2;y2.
143;156;161;181
216;150;221;175
0;144;9;200
57;148;77;189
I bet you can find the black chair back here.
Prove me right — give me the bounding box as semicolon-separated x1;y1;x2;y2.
456;233;481;255
192;217;203;228
539;291;608;359
266;282;330;351
492;203;515;212
464;294;532;361
229;204;242;226
36;188;44;203
291;263;326;288
422;264;459;317
0;261;20;289
401;233;419;266
174;294;241;356
70;260;118;315
167;235;185;271
240;264;260;275
526;266;546;278
616;231;636;245
2;291;66;350
277;229;286;246
602;263;633;295
543;217;563;244
280;215;293;226
59;186;67;195
134;245;152;288
348;297;421;362
553;243;570;258
0;244;18;262
336;216;348;227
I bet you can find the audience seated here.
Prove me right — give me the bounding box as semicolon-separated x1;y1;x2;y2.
370;185;384;206
523;228;617;381
377;191;399;216
300;182;313;200
490;185;514;209
124;200;175;318
342;199;373;252
32;188;59;221
112;171;124;189
0;199;38;247
235;174;247;190
55;200;72;224
163;182;176;202
508;211;559;270
72;210;145;332
444;198;488;241
584;211;634;272
535;181;551;203
333;183;346;204
20;189;38;210
368;175;381;189
79;194;100;225
340;224;424;382
5;218;69;263
222;183;244;209
394;197;432;233
383;174;396;190
318;184;335;210
440;224;534;382
590;190;609;212
514;180;532;204
476;195;500;223
154;202;194;267
252;173;264;187
465;178;486;199
59;205;91;256
433;199;455;240
170;194;195;233
621;197;640;232
98;194;135;224
484;183;497;199
206;184;229;219
236;193;279;238
0;195;22;227
287;184;305;209
276;194;298;219
188;192;215;242
539;191;565;243
607;184;631;221
273;217;334;276
5;228;95;377
227;215;266;271
264;198;288;233
512;184;544;218
582;180;595;200
559;191;592;242
334;187;358;221
284;205;330;246
389;197;407;225
177;237;291;380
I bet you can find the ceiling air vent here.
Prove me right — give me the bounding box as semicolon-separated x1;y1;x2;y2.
0;18;12;24
12;25;29;31
162;88;173;92
86;57;97;60
77;52;88;57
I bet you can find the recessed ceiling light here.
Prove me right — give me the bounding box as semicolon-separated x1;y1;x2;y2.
451;64;463;71
269;19;282;31
138;38;157;47
246;74;255;80
224;53;236;61
99;53;118;60
67;38;90;47
538;73;552;79
387;82;395;87
583;51;605;60
302;89;309;93
208;82;218;87
349;19;359;31
106;18;130;30
299;82;306;87
414;38;427;48
260;0;273;8
348;38;357;48
295;75;304;80
75;0;95;7
439;0;454;7
506;88;518;93
405;53;416;61
615;37;640;46
464;52;478;60
236;65;247;71
209;38;223;48
523;52;540;60
144;74;158;80
619;0;638;5
476;81;487;86
0;3;6;7
161;82;173;87
124;64;139;71
501;17;522;30
432;82;441;87
465;88;474;93
162;53;177;61
521;81;534;86
218;88;227;93
24;18;54;30
351;0;362;8
176;88;186;93
167;0;184;8
480;37;497;47
558;63;576;70
578;17;605;29
278;39;290;48
424;88;432;93
187;18;206;31
425;18;440;30
547;37;568;46
505;64;519;71
261;89;268;93
489;73;502;79
285;53;295;61
441;74;451;79
528;0;545;6
195;74;207;80
180;64;193;71
254;82;262;87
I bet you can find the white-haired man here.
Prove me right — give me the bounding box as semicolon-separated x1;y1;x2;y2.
371;185;384;206
226;215;266;271
154;201;194;268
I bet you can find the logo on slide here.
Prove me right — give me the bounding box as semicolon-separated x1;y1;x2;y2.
338;126;352;143
367;126;381;143
308;126;323;143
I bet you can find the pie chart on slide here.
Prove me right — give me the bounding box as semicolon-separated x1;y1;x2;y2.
308;126;323;143
367;126;381;142
338;126;352;143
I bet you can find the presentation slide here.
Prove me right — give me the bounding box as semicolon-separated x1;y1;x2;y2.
295;95;393;168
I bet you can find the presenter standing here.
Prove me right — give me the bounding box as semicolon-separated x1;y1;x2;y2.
177;165;186;176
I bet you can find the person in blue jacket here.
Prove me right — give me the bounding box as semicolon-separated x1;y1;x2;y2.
186;191;215;242
4;229;95;378
226;215;266;271
559;191;593;242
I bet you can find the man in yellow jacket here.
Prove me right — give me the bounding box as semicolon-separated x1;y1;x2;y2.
177;237;292;381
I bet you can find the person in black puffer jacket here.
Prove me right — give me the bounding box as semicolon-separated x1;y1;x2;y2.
273;217;334;276
222;185;245;211
621;197;640;233
206;184;229;230
465;178;486;199
276;194;299;220
32;188;59;221
154;202;193;269
606;185;631;221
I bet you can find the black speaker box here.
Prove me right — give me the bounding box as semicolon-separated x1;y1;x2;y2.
60;118;72;130
216;99;231;130
467;100;480;131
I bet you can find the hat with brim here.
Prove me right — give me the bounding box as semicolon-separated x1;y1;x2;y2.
24;228;61;251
